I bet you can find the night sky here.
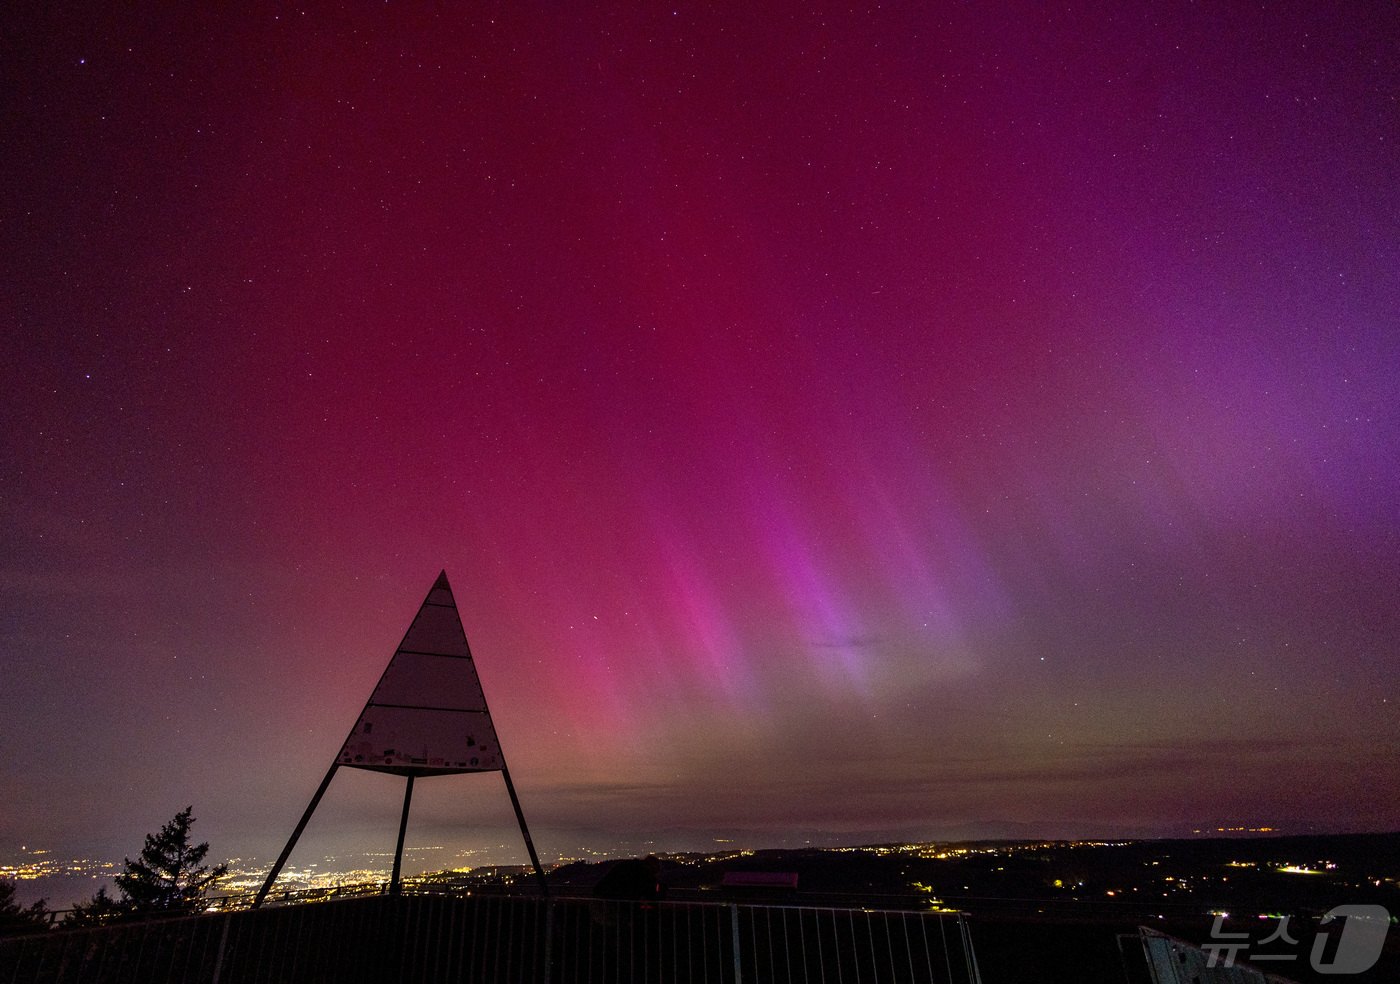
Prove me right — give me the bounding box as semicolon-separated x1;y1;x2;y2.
3;4;1398;877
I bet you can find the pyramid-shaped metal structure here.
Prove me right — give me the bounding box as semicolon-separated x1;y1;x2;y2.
337;571;503;775
254;571;547;906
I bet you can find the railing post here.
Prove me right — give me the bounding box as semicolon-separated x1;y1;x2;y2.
730;904;742;984
541;898;554;984
210;911;233;984
960;914;982;984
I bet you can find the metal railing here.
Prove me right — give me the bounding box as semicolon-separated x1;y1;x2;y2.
0;893;980;984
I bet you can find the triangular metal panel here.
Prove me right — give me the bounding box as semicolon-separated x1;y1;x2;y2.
337;571;503;776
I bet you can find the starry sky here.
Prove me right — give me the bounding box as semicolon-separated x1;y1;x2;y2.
3;4;1398;877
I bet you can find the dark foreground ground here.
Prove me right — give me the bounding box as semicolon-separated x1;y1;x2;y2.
531;832;1400;984
5;833;1396;982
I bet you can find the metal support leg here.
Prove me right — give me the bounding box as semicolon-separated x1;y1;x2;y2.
253;763;340;908
390;774;415;895
500;765;550;897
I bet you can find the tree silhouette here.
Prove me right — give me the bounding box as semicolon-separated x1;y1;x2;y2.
69;807;226;924
116;806;227;912
0;880;50;937
64;886;125;927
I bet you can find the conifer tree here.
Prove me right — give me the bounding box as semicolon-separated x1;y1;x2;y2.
0;880;50;936
65;886;125;927
114;806;227;912
69;806;227;923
